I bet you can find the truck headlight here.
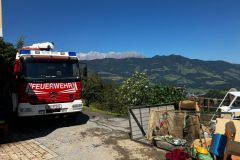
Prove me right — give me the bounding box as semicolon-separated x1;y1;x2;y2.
72;104;82;109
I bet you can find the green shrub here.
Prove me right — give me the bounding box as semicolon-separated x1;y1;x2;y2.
116;72;151;106
0;39;16;103
150;85;186;104
83;72;186;115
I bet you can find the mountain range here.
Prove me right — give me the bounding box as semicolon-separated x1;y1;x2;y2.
82;54;240;90
78;51;144;60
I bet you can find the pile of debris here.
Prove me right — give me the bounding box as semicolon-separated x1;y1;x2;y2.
128;90;240;160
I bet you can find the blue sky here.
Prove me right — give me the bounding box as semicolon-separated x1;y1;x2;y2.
2;0;240;63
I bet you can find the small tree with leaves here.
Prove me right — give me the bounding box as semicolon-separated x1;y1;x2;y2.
150;84;186;104
0;39;16;93
82;73;104;107
0;39;17;108
117;72;152;106
16;36;26;50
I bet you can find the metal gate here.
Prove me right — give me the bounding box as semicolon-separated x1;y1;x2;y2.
128;103;176;144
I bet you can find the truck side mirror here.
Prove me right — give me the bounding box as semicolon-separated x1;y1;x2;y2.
79;63;87;79
13;60;22;75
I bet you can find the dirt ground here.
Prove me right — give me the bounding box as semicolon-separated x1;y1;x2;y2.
0;110;166;160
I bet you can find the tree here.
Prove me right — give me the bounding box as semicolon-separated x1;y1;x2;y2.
82;73;104;107
0;39;16;106
115;72;186;114
150;85;186;104
82;71;186;115
16;35;26;50
117;72;151;106
0;39;16;65
96;83;122;113
204;90;226;99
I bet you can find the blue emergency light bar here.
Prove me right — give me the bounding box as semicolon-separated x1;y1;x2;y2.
20;50;31;54
19;50;76;57
68;52;76;56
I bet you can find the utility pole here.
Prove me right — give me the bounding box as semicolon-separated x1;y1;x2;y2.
0;0;3;38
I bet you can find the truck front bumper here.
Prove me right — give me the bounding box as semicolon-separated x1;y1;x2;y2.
17;100;83;117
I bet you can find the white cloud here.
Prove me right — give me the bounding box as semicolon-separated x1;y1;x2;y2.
77;51;145;60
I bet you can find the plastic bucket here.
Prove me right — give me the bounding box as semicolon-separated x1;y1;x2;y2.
209;134;227;157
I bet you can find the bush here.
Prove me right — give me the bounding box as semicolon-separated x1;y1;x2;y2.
150;85;186;104
83;72;186;115
116;72;151;106
0;39;16;103
96;83;127;114
82;73;104;107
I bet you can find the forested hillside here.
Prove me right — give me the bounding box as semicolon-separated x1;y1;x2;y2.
82;55;240;90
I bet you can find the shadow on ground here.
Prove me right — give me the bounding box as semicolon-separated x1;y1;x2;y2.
2;112;89;144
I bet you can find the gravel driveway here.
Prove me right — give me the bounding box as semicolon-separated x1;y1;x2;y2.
2;110;166;160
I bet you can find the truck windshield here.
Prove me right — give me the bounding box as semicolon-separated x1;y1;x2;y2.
21;58;80;80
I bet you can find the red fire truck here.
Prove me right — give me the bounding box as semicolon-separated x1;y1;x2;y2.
12;42;87;117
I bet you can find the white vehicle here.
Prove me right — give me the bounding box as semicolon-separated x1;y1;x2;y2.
211;88;240;122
